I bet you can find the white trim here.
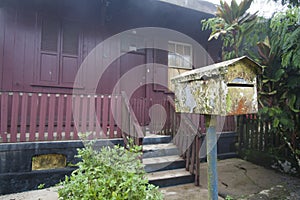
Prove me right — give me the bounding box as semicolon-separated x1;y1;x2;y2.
168;41;193;69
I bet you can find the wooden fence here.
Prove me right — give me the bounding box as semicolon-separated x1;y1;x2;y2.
237;114;296;157
0;92;123;143
0;91;236;145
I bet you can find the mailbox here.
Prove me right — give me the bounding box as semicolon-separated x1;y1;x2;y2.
171;56;262;115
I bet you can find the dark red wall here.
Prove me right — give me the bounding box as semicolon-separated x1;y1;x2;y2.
0;0;221;96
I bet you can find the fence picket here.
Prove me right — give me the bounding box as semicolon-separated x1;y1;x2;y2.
109;96;116;138
38;94;47;141
116;95;122;138
29;93;38;141
1;93;8;142
20;93;28;142
56;95;64;140
10;93;19;142
72;95;80;140
102;96;109;138
95;96;102;138
64;95;72;140
47;94;55;141
81;95;88;137
88;95;95;138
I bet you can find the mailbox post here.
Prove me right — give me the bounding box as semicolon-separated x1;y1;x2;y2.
206;115;218;200
171;56;261;200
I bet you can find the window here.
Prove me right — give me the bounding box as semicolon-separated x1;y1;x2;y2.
38;17;81;87
168;41;192;69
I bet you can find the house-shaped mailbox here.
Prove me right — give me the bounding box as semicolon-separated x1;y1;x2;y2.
171;56;262;115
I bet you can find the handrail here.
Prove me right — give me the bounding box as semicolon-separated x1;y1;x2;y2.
167;96;203;138
121;91;144;147
166;95;203;186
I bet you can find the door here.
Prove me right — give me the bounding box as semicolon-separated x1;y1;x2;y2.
120;51;146;99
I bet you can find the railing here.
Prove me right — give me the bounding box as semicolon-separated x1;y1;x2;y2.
165;96;204;185
0;92;122;143
121;91;144;147
162;96;236;185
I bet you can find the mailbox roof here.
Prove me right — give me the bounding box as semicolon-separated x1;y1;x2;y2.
171;56;262;83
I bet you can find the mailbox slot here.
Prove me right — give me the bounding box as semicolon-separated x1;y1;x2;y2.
227;77;254;87
227;83;254;87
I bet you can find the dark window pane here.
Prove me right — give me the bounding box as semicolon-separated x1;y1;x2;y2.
62;22;79;55
41;18;59;52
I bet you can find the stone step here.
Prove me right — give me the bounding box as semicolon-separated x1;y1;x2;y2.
143;143;179;158
143;135;172;145
147;168;194;187
143;155;185;173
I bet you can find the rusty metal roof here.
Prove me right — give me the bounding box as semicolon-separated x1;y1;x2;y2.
171;56;262;83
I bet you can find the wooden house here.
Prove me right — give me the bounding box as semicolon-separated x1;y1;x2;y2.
0;0;225;143
0;1;241;195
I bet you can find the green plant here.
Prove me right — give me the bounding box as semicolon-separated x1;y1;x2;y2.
203;0;300;170
225;195;235;200
202;0;257;60
38;183;45;189
58;142;163;200
258;7;300;168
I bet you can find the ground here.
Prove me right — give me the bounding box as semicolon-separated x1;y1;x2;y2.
1;158;299;200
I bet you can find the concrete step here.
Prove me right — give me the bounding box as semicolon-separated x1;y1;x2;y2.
143;135;172;145
143;155;185;173
142;135;194;187
147;168;194;187
143;143;179;158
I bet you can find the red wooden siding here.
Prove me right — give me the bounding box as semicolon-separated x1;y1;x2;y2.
0;1;221;95
0;7;105;94
0;8;5;89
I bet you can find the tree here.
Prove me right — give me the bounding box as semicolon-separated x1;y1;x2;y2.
202;1;300;170
259;7;300;167
202;0;257;60
273;0;300;7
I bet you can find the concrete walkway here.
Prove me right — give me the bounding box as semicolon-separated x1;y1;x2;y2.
1;158;299;200
200;158;300;199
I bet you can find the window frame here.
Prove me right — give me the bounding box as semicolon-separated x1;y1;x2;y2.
35;15;83;88
168;41;193;69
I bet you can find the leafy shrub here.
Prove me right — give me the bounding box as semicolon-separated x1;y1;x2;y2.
58;142;163;200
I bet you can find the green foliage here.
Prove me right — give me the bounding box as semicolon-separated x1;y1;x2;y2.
225;195;235;200
270;7;300;70
255;7;300;167
273;0;300;7
58;143;163;200
38;183;45;190
202;0;300;168
201;0;257;59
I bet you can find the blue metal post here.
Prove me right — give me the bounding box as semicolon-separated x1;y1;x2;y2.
206;115;218;200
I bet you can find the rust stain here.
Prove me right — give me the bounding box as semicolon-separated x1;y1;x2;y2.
235;98;248;114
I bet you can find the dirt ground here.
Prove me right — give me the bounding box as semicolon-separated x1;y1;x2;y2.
1;158;299;200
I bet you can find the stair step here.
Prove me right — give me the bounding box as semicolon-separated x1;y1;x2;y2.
143;155;185;173
143;135;172;145
147;168;194;187
143;143;177;151
143;143;179;158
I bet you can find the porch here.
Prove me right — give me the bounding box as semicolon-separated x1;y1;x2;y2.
0;91;236;195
